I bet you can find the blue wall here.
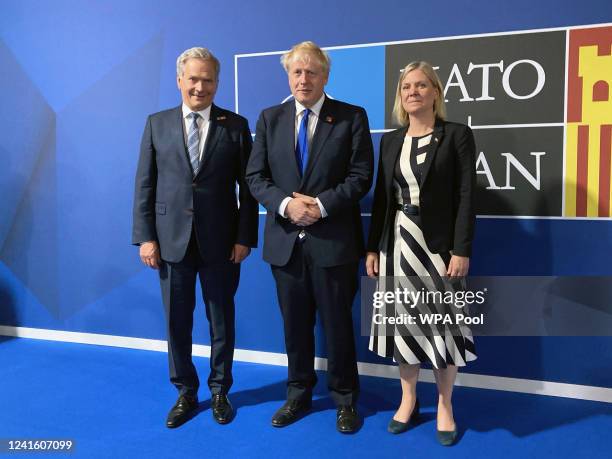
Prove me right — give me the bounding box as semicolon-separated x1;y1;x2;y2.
1;0;611;388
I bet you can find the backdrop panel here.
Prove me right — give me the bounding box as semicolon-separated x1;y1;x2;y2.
1;0;611;390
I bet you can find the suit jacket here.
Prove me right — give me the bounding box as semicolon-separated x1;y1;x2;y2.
367;119;476;257
132;104;258;263
246;96;374;267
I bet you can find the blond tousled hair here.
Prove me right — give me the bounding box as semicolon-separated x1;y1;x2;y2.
280;41;331;74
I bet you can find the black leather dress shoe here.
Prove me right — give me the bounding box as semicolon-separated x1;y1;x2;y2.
166;394;198;428
211;394;233;424
271;399;312;427
336;405;360;433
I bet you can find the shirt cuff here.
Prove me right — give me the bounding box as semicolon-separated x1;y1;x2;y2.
315;197;328;218
278;197;292;218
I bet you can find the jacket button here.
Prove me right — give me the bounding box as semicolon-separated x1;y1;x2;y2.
186;208;194;214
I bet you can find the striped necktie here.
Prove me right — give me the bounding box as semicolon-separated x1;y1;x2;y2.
187;112;200;175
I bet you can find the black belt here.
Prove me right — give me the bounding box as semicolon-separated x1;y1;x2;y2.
394;202;420;215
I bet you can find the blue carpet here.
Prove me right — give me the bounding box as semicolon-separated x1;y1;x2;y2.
0;338;609;458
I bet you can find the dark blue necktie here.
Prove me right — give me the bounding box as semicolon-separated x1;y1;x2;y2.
296;108;311;176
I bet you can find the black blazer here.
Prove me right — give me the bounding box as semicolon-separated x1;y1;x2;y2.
246;96;374;267
132;104;258;263
367;119;476;257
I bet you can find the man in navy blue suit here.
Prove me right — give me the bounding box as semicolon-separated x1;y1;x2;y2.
132;47;258;428
246;41;374;433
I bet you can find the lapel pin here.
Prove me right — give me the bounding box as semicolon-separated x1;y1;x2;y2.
434;137;439;142
325;116;333;123
216;115;226;121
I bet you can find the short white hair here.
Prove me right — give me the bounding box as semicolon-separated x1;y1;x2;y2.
176;47;220;79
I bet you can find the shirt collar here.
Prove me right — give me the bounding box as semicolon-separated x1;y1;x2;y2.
295;93;325;118
182;103;212;121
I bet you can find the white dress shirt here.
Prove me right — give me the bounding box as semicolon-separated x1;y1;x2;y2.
182;103;211;161
279;94;328;219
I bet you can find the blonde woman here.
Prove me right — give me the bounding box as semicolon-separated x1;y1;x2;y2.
366;62;477;446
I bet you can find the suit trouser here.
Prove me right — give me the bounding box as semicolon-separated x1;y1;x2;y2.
271;238;360;406
159;230;239;396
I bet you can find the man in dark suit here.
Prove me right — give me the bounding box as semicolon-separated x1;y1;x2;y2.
132;47;258;428
246;41;374;433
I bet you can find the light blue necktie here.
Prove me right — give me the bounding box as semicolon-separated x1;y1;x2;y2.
187;112;200;175
296;108;310;176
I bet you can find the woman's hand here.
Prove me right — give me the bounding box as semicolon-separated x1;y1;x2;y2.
366;252;379;278
447;255;469;278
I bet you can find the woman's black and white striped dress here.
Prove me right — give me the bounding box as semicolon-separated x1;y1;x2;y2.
368;133;477;369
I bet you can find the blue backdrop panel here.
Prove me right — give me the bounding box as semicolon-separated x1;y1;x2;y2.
55;35;163;317
0;0;611;391
236;54;289;128
324;47;386;130
0;41;55;254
